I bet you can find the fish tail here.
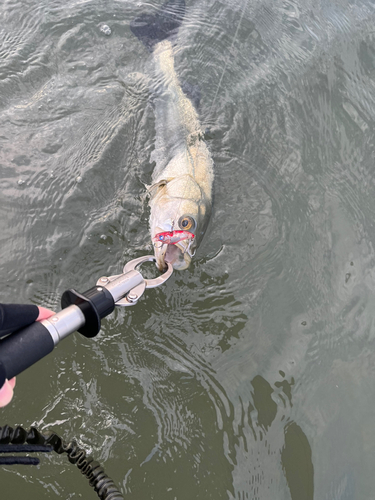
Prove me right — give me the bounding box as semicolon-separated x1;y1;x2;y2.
130;0;185;51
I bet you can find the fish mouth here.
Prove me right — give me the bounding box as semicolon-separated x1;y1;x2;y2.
154;241;192;271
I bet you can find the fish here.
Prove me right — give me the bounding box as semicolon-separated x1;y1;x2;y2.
131;0;214;270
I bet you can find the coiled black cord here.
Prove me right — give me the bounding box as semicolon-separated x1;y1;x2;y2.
0;425;124;500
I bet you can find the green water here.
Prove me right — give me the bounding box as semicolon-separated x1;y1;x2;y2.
2;0;375;498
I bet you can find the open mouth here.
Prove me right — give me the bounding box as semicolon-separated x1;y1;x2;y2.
154;241;192;271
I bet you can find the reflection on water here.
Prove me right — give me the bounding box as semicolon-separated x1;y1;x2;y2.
1;0;375;498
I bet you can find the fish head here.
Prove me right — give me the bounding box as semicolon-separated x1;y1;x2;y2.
149;181;210;271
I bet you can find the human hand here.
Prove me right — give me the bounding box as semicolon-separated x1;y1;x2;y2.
0;377;16;408
0;305;55;407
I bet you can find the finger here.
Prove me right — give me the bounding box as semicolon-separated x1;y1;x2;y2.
8;377;16;389
37;306;55;321
0;380;14;408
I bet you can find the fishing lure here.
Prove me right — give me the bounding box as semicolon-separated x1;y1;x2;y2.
153;230;195;246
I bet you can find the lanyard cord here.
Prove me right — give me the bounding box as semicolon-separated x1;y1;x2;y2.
0;424;124;500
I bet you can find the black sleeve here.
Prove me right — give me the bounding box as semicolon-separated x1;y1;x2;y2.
0;304;39;338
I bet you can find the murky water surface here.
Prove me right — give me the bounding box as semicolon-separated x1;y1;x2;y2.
2;0;375;498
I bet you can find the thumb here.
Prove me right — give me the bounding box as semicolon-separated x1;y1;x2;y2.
0;379;15;408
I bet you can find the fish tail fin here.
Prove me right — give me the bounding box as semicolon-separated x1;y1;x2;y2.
130;0;185;51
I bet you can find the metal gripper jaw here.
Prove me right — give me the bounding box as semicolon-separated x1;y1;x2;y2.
96;255;173;307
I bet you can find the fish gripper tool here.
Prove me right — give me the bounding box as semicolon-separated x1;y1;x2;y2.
0;256;173;386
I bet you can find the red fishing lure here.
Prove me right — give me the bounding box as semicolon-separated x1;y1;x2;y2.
153;230;195;245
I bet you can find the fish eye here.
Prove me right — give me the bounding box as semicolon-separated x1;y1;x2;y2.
159;235;165;241
178;215;196;231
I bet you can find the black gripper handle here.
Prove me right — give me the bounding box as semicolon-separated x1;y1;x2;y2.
0;322;54;381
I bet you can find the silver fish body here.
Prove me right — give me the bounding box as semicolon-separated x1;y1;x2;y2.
149;40;214;270
131;0;214;270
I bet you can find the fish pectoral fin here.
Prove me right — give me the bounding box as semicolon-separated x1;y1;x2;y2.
147;179;169;198
181;81;201;109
